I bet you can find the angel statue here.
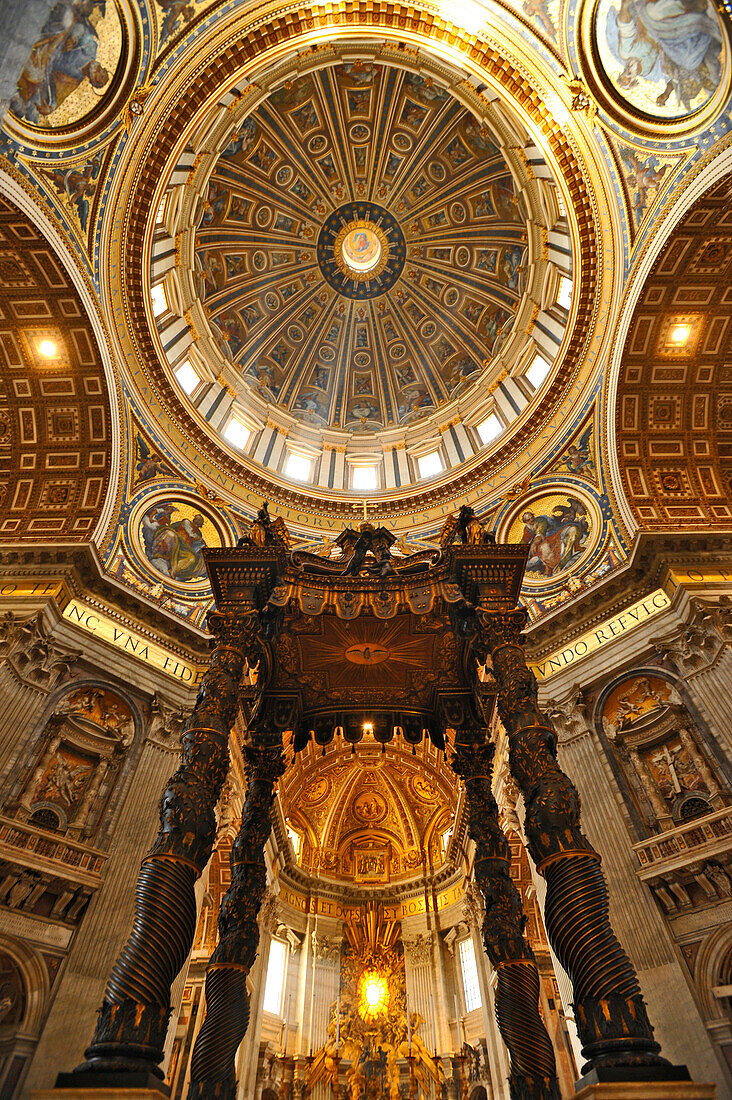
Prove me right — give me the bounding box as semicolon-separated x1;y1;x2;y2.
238;501;290;551
336;523;396;577
440;505;496;548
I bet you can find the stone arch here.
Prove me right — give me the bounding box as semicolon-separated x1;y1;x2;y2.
692;922;732;1077
0;934;50;1097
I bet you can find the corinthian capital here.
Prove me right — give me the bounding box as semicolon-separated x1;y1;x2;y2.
475;607;528;653
544;688;590;744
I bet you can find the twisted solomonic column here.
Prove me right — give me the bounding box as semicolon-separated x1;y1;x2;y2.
474;607;667;1074
187;734;285;1100
452;733;560;1100
71;610;264;1084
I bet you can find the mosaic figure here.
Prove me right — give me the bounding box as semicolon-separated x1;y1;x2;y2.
11;0;113;126
48;151;103;232
141;503;215;582
554;423;595;478
515;496;591;578
597;0;724;117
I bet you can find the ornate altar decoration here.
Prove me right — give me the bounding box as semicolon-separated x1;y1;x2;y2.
63;503;688;1100
600;673;727;831
308;905;439;1100
13;686;133;839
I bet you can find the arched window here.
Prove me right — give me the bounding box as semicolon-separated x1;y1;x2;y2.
458;936;482;1012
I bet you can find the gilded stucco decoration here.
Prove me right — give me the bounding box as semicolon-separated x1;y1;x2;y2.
280;737;458;882
0;193;113;541
191;61;530;432
614;174;732;530
0;0;731;626
89;9;620;554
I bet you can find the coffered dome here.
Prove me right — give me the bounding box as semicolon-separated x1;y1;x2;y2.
148;44;578;507
191;63;530;434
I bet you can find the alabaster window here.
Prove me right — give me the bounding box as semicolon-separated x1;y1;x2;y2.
459;936;482;1013
263;938;288;1016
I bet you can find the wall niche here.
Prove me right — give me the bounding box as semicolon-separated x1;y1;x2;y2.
14;685;134;841
599;672;727;834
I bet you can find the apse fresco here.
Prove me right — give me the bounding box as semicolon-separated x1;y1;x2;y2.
594;0;725;119
139;500;222;584
193;62;529;430
508;493;594;581
11;0;123;129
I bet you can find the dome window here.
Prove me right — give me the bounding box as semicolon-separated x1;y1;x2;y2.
557;277;572;311
353;466;378;491
175;360;200;395
151;283;168;317
223;417;250;450
285;453;312;482
526;353;550;389
417;451;443;480
476;414;502;446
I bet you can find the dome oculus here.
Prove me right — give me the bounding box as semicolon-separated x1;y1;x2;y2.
318;204;405;298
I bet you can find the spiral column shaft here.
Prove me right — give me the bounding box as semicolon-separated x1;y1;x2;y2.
476;607;665;1072
187;738;285;1100
452;736;560;1100
74;612;261;1081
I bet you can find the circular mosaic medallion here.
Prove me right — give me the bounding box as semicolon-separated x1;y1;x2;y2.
342;226;383;273
317;202;406;299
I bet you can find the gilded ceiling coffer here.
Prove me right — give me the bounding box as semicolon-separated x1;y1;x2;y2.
451;730;560;1100
53;511;694;1097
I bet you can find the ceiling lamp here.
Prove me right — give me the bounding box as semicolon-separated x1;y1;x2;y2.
669;324;690;346
37;339;58;358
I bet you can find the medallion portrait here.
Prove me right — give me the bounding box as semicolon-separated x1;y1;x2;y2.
594;0;725;119
508;493;595;582
11;0;124;129
139;500;222;585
